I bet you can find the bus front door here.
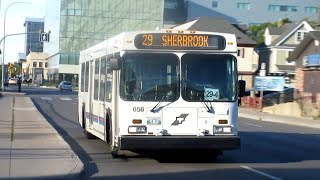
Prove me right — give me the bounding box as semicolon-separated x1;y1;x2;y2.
88;61;94;132
90;59;104;139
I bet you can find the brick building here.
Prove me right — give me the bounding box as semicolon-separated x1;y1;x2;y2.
288;31;320;117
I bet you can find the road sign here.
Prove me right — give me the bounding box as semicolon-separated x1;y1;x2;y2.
254;76;285;91
39;33;50;42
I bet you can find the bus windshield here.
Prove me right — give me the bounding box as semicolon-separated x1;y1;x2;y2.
181;54;237;102
120;53;179;101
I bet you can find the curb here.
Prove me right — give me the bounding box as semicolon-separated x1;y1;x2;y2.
239;112;320;129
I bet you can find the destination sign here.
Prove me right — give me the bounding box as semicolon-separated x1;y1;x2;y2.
134;33;226;50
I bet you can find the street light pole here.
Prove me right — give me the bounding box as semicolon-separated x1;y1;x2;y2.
1;1;31;91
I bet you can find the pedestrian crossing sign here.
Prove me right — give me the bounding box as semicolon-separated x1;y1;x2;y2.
39;33;50;42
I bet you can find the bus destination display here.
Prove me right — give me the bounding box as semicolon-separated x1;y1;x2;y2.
134;33;226;50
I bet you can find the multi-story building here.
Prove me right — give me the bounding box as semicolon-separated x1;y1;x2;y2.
186;0;319;25
44;0;164;84
24;17;44;56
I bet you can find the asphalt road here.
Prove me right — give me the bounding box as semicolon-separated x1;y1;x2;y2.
6;85;320;179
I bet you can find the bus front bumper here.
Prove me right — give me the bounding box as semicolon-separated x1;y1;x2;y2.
119;135;240;150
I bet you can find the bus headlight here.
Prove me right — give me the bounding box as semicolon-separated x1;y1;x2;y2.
213;126;232;134
128;126;147;134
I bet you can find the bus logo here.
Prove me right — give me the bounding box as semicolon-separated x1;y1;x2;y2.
171;114;189;126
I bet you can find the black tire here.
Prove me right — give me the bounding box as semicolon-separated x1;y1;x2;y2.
106;114;111;144
106;114;119;158
111;149;119;158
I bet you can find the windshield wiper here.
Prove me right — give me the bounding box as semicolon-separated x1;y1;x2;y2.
202;101;215;113
150;102;161;113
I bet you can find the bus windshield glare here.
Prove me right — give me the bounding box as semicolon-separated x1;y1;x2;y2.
120;53;179;101
120;53;237;102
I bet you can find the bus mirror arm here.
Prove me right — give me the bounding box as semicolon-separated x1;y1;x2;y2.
110;58;121;70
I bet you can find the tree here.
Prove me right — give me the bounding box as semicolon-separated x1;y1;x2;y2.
248;18;292;45
7;62;22;78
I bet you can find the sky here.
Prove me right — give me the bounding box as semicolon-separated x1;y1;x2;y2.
0;0;46;64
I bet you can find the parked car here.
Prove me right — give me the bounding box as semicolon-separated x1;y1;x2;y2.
263;87;295;106
58;81;73;91
8;78;17;85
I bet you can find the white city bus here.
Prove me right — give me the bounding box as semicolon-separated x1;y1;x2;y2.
78;30;245;157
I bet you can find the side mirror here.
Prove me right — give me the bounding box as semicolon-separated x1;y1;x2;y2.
110;58;121;70
238;80;246;97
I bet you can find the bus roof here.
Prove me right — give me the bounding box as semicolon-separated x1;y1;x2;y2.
79;30;237;63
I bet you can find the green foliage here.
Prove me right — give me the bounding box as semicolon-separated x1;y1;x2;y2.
248;18;293;45
249;23;276;44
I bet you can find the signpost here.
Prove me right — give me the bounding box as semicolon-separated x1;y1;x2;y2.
254;76;285;91
254;76;285;111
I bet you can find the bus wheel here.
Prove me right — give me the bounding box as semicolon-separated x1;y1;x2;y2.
106;114;111;144
85;129;95;139
111;149;119;158
106;114;119;158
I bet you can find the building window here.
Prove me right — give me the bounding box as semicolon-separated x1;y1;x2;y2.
45;62;48;68
164;0;178;9
33;62;37;67
237;3;250;10
237;48;245;58
67;9;75;16
286;6;298;12
39;62;43;68
75;9;82;16
212;1;218;8
269;5;280;12
60;54;68;64
268;5;298;12
296;31;308;42
304;7;318;13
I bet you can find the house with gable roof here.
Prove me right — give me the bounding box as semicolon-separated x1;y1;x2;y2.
259;21;314;87
173;16;259;89
287;31;320;117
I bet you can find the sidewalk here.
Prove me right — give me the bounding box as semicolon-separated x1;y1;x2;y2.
239;107;320;129
0;93;84;179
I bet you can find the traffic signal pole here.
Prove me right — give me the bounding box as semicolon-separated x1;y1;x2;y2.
1;32;39;91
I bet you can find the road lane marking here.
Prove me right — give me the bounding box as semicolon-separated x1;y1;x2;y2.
41;97;53;100
60;98;72;101
241;166;282;180
245;123;262;128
